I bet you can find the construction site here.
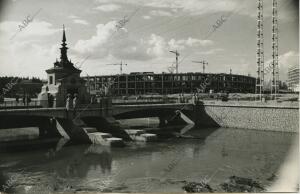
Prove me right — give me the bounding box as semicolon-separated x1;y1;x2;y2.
83;72;255;96
83;0;286;100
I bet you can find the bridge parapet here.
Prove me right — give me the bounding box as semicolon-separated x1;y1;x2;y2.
0;107;112;119
112;103;194;117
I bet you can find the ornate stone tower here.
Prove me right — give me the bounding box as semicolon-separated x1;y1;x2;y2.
38;25;89;107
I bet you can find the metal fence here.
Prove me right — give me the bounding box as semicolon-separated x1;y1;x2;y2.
0;98;112;110
0;100;42;108
112;96;180;105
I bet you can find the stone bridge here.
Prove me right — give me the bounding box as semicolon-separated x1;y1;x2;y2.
0;102;199;143
1;101;296;144
0;103;193;119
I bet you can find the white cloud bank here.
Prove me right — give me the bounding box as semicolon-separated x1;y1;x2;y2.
94;4;121;12
73;21;214;61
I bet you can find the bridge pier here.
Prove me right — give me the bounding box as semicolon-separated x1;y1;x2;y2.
191;103;220;128
56;118;91;143
165;112;188;126
37;117;61;138
158;115;168;127
82;116;131;140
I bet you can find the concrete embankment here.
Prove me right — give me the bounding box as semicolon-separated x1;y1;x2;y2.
196;101;299;133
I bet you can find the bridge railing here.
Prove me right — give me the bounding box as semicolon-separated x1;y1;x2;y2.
112;96;180;105
0;98;112;110
0;99;44;109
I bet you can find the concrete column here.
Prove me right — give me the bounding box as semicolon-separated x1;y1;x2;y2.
158;116;167;127
38;117;61;138
56;118;91;143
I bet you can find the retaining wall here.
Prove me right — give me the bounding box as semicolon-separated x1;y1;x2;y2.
195;102;299;132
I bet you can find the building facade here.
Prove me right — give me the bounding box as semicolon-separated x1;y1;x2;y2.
38;26;90;107
288;65;300;92
83;72;256;96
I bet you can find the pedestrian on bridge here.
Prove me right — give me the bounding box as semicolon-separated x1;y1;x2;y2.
192;93;196;105
22;96;26;106
73;93;79;117
48;94;54;108
16;95;19;103
73;93;78;110
66;94;71;111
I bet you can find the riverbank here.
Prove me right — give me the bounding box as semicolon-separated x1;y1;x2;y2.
195;101;299;133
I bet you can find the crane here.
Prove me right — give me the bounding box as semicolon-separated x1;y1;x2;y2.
169;50;180;73
106;61;127;74
192;60;208;73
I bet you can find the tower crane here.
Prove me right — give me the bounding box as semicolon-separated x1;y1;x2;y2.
106;61;127;74
192;60;208;73
169;50;180;73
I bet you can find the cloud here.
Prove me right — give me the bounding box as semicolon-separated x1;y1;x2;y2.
264;51;299;81
146;34;167;57
74;21;117;55
279;51;299;67
93;0;241;16
68;14;89;25
73;19;89;25
279;51;299;80
143;15;151;20
73;19;215;63
168;37;213;50
196;48;224;55
73;20;150;60
68;14;79;19
144;0;239;15
0;20;59;39
94;4;121;12
0;37;60;78
150;10;173;17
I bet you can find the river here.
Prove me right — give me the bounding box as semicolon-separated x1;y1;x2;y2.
0;122;297;193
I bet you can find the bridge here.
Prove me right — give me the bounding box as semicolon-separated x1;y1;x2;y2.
0;99;201;143
0;103;193;118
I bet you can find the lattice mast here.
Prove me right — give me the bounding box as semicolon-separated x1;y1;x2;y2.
256;0;265;101
170;50;180;74
271;0;279;98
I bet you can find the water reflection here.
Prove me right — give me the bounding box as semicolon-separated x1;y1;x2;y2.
0;142;113;193
0;127;297;193
48;144;112;179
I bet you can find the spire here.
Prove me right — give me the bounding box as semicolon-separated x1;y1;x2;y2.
51;24;79;72
62;24;66;42
60;24;68;63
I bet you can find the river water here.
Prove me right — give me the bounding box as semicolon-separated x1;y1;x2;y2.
0;123;297;193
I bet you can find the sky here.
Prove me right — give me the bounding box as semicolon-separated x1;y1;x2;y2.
0;0;298;81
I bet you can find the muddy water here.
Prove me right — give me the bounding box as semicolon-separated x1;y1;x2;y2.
0;126;297;193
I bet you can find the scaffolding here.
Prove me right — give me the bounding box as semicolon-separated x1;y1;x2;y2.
170;50;180;74
271;0;279;99
256;0;265;101
83;72;256;96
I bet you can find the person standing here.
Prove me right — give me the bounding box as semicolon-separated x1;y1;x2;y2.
27;96;31;106
178;94;181;103
73;93;79;117
22;96;26;106
66;94;71;111
73;93;78;109
90;95;95;104
192;93;196;105
48;94;54;108
73;93;78;108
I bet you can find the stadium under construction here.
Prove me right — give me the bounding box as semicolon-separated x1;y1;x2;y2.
83;72;256;96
